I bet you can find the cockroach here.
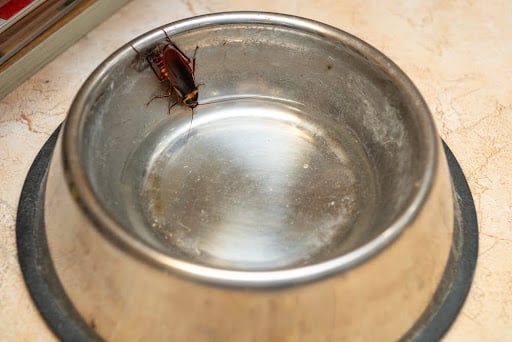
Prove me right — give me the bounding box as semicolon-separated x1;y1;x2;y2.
131;29;200;116
132;32;238;134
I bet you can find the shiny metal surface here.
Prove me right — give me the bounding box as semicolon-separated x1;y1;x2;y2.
122;98;377;271
44;12;455;341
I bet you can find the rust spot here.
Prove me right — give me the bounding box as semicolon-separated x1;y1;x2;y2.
90;318;96;330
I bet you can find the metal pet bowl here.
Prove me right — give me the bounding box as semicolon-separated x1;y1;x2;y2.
39;12;464;341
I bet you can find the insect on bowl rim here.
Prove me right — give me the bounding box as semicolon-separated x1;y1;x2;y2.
61;11;439;288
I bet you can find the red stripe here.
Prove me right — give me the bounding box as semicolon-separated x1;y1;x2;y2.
0;0;35;20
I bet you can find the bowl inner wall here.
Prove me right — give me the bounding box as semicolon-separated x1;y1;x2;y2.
80;23;426;270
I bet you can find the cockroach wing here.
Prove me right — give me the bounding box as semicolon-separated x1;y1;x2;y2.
163;47;197;96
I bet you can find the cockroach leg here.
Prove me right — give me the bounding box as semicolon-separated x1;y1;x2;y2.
146;87;174;107
168;99;179;114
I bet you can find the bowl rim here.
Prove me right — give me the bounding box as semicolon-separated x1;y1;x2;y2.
62;11;438;288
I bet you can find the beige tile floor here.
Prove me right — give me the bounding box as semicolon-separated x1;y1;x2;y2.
1;0;511;340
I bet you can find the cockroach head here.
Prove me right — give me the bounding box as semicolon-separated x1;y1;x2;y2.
183;89;199;108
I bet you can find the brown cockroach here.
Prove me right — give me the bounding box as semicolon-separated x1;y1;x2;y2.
132;31;238;134
131;29;200;114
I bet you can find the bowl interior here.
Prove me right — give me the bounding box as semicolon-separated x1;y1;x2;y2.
74;17;432;271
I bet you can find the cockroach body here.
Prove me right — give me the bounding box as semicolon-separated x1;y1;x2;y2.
132;30;200;112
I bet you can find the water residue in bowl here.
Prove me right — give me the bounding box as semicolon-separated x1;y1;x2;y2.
120;97;377;270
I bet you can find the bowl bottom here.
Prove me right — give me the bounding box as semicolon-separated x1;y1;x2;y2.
120;97;377;270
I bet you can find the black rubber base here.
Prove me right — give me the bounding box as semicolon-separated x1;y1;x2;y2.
16;127;478;341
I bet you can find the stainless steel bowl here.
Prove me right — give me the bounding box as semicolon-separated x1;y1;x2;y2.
44;12;454;341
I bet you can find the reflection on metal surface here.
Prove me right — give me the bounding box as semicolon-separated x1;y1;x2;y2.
121;98;375;270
